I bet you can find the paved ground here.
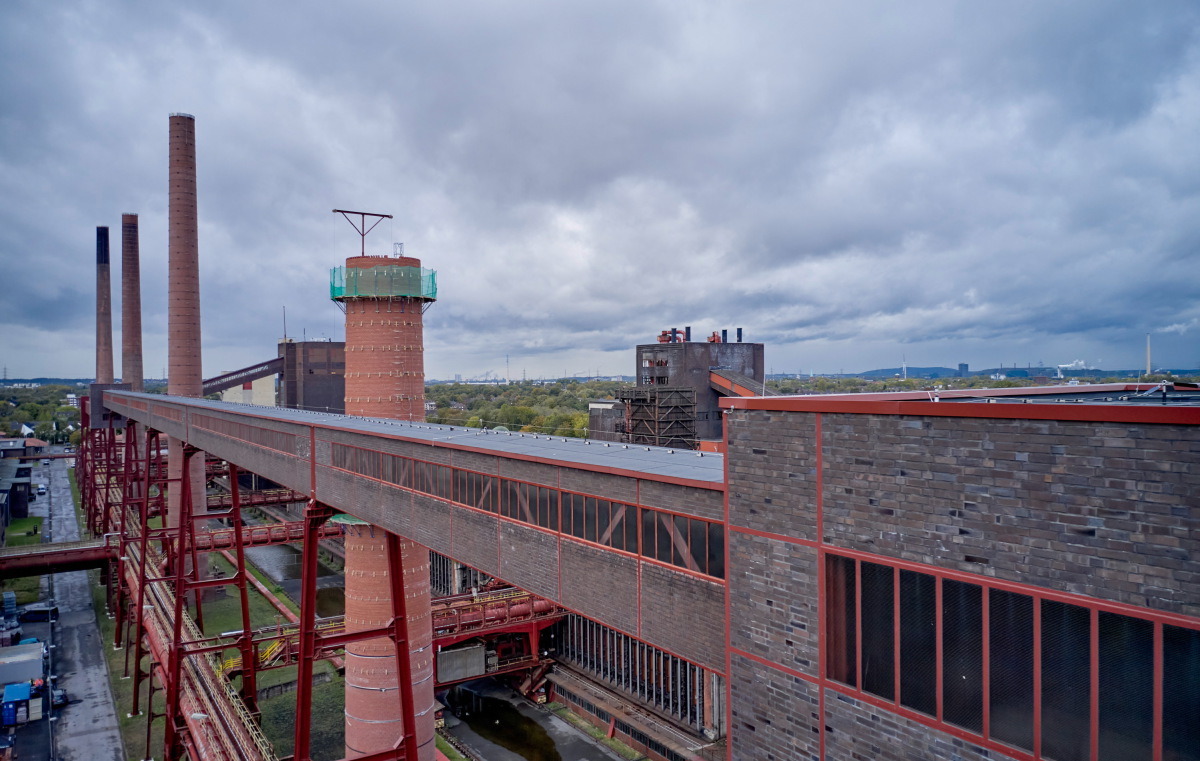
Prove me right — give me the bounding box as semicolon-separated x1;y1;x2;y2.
17;450;125;761
444;680;626;761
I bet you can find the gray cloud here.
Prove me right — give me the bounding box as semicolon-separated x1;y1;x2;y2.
2;1;1199;381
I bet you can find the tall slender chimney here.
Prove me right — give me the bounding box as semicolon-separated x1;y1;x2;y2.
167;113;203;531
95;227;114;384
168;113;201;398
121;214;144;391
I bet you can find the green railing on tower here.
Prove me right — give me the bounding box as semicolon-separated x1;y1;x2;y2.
330;264;437;301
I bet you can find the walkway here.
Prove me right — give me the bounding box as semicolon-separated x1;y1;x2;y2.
43;448;124;761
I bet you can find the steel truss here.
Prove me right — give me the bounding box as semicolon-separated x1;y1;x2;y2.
89;423;420;761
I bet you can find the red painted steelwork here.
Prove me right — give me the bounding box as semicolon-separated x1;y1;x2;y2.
720;384;1200;425
430;590;564;648
0;539;112;577
205;488;306;510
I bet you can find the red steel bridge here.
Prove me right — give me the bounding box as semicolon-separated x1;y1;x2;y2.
74;389;727;761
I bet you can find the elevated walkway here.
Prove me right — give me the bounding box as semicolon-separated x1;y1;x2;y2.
709;369;777;398
202;357;284;397
0;538;112;578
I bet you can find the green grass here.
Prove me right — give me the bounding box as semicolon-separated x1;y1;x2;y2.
1;575;41;605
258;674;346;761
2;516;46;604
4;516;44;547
72;463;353;759
436;734;471;761
547;702;646;760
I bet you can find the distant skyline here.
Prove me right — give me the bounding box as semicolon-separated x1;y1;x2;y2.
3;3;1199;380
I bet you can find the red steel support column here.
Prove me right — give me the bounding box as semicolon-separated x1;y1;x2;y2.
164;445;199;760
227;464;259;714
294;500;334;761
129;429;158;717
343;522;434;760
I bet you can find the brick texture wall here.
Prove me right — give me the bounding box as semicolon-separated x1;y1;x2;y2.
725;404;1200;761
821;413;1200;616
728;531;818;676
729;654;820;761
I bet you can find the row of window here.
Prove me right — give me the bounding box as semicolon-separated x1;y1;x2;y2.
330;443;725;579
826;554;1200;761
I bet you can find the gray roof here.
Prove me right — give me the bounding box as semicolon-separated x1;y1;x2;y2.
114;393;725;485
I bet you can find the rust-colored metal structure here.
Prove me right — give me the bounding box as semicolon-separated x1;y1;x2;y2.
121;213;144;391
330;212;438;760
95;226;114;384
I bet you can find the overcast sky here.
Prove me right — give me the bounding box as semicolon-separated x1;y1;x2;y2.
2;2;1199;381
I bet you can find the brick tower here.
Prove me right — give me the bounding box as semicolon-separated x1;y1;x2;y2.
330;213;438;760
95;226;114;384
120;213;143;391
167;113;204;528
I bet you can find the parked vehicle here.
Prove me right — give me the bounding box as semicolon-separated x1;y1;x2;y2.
17;605;58;623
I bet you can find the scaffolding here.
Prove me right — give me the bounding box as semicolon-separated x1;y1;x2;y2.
621;387;696;449
329;264;437;301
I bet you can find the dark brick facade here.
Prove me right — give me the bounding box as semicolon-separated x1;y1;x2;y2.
729;653;820;761
724;397;1200;761
728;531;818;675
726;410;818;540
820;413;1200;616
639;562;725;671
822;689;996;761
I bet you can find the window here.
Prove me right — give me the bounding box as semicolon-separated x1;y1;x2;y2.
330;442;725;579
825;553;1189;761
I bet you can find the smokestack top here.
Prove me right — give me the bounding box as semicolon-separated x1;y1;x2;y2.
96;226;109;265
169;112;195;120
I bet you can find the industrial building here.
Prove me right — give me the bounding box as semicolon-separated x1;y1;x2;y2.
12;112;1199;761
590;327;767;450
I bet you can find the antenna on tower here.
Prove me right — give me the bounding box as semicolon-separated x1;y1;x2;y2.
332;209;393;256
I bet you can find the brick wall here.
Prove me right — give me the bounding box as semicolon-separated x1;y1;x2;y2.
823;689;995;761
729;654;819;761
639;562;725;671
724;404;1200;761
821;413;1200;615
728;531;817;675
726;409;818;540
